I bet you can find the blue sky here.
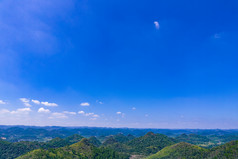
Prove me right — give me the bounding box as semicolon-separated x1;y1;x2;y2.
0;0;238;128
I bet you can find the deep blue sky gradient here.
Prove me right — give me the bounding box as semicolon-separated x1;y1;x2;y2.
0;0;238;128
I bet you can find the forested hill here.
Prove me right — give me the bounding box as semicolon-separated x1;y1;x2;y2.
1;128;238;158
146;141;238;159
146;142;209;159
17;138;127;159
0;134;84;159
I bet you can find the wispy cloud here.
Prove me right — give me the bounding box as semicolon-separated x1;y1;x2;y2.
0;100;6;104
154;21;160;30
78;111;100;120
80;102;90;106
116;111;125;118
78;111;85;114
0;108;31;115
38;107;50;113
32;99;40;104
49;112;68;119
63;111;76;115
19;98;30;103
0;0;75;56
0;109;10;114
11;108;31;114
19;98;31;107
96;100;103;104
132;107;136;110
41;101;58;107
213;33;222;39
92;114;99;118
85;113;94;116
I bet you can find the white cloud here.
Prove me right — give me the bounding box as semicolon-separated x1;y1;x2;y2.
32;99;40;104
78;111;100;119
38;107;50;113
49;112;68;119
78;111;85;114
132;107;136;110
63;111;76;115
154;21;160;30
19;98;31;107
85;113;94;116
96;100;103;104
0;108;31;115
19;98;29;103
0;100;6;104
0;109;10;114
41;101;58;107
24;103;31;107
92;114;100;118
11;108;31;114
89;113;100;120
116;111;125;118
80;102;90;106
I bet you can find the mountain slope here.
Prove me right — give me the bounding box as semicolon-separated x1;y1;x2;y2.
127;132;176;155
88;136;101;147
175;133;210;145
44;134;83;148
0;134;84;159
17;138;129;159
207;140;238;159
0;140;44;159
146;142;208;159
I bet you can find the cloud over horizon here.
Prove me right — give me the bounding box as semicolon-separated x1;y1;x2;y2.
32;99;40;104
80;102;90;106
41;101;58;107
38;107;50;113
0;100;6;104
19;98;31;107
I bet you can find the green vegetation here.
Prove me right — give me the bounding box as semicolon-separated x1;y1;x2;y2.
1;127;238;159
88;136;101;147
44;134;83;148
176;133;210;145
0;140;44;159
147;142;208;159
17;138;128;159
208;140;238;159
0;134;83;159
127;132;176;155
146;141;238;159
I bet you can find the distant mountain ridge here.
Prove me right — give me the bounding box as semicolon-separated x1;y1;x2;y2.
1;130;238;159
146;140;238;159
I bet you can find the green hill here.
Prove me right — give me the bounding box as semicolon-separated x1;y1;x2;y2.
102;133;134;145
207;140;238;159
175;133;210;145
0;134;83;159
146;142;208;159
127;132;176;155
45;134;83;148
88;136;101;147
0;140;44;159
147;141;238;159
17;138;128;159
